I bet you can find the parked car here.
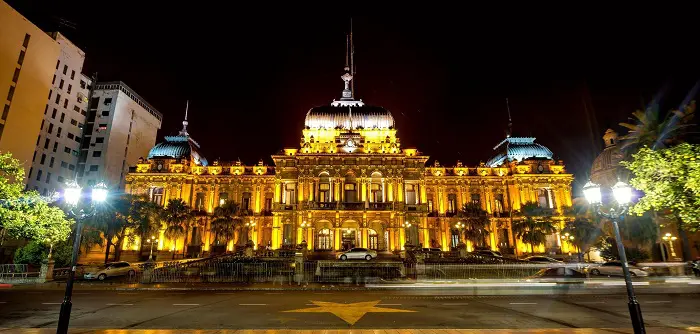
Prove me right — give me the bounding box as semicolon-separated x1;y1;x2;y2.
336;248;377;261
83;262;137;281
524;256;563;264
589;261;649;277
474;250;503;257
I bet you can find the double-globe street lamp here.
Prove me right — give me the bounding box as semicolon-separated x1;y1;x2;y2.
583;180;645;334
57;181;108;334
147;236;159;261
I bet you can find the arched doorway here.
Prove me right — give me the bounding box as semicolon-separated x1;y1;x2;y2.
368;229;379;250
316;228;333;251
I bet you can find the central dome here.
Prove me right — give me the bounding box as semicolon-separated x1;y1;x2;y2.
305;104;394;130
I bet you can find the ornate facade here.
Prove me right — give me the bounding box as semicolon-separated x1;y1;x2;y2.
124;49;574;259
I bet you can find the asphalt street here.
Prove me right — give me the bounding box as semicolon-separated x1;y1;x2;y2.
0;288;698;331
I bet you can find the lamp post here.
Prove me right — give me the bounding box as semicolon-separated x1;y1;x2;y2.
147;236;159;261
662;233;678;259
561;233;577;257
245;220;257;241
57;181;108;334
583;181;645;334
300;221;310;242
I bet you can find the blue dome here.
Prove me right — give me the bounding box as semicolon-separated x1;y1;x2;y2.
486;137;553;167
148;135;208;166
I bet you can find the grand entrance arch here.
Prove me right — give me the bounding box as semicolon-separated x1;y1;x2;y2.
341;228;359;250
316;228;333;251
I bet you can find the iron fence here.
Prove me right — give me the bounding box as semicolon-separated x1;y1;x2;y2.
0;264;28;279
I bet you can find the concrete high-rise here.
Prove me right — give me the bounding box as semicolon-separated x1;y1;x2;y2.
78;81;162;189
0;1;60;181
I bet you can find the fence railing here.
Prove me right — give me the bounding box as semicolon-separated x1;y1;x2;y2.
0;264;28;278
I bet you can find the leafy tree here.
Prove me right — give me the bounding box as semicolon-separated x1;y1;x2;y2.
127;195;163;249
623;143;700;260
14;240;73;268
0;152;73;246
162;198;193;258
87;193;133;263
455;203;490;247
512;202;557;253
619;101;695;154
210;202;243;248
562;216;602;260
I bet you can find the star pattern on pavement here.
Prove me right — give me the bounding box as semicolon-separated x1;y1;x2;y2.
283;300;415;325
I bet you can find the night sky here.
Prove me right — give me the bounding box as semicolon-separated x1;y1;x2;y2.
8;2;700;194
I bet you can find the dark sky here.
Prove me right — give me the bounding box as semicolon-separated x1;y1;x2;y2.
9;2;700;194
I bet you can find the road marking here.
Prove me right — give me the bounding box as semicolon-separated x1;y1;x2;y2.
645;301;672;304
173;303;199;306
42;303;61;305
601;282;650;286
442;303;469;306
577;301;606;304
239;303;267;306
509;302;537;305
689;281;700;285
106;303;133;306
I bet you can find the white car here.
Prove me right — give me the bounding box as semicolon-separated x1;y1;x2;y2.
84;262;137;281
336;248;377;261
589;261;649;277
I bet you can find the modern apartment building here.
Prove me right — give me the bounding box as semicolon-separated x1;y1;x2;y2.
78;81;162;189
0;1;60;181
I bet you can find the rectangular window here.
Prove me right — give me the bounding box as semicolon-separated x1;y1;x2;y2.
2;104;9;120
48;123;53;134
45;172;51;183
70;70;75;80
95;137;104;143
56;127;62;137
63;99;68;109
448;194;458;213
40;153;46;164
56;60;60;69
218;192;228;206
98;123;107;130
60;113;65;123
61;161;68;168
22;34;31;47
63;65;67;75
59;79;64;89
90;97;99;108
7;86;15;101
28;167;33;179
428;199;434;212
18;50;25;65
44;104;48;114
68;164;75;171
12;68;20;83
92;151;101;157
73;106;79;112
55;94;60;104
70;119;77;126
52;75;56;84
103;98;112;105
49;89;52;99
471;193;481;206
52;109;57;118
89;165;98;171
80;80;86;89
49;157;54;167
57;176;64;183
101;110;110;116
36;135;40;146
52;142;58;152
150;187;164;205
36;170;42;181
40;119;45;130
32;151;37;162
67;84;72;94
43;138;49;149
73;136;80;143
64;147;71;154
67;133;74;139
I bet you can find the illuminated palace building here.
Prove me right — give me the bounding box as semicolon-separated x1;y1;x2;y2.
124;49;573;259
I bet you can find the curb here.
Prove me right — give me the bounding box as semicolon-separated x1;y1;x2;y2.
0;284;12;289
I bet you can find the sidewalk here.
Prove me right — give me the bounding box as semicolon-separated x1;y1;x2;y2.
2;328;698;333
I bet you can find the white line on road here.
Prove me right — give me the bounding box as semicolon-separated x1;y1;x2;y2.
689;281;700;285
442;303;469;306
509;302;537;305
601;282;650;286
41;303;61;305
645;301;672;304
106;303;134;306
239;303;268;306
173;303;199;306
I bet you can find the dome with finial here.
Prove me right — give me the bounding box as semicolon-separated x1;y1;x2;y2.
147;101;208;166
591;128;624;187
486;137;554;167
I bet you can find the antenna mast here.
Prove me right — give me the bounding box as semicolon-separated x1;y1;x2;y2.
506;98;513;137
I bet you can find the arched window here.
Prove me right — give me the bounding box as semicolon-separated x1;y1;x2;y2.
317;228;333;250
370;172;383;202
368;229;379;250
318;172;331;202
344;174;357;202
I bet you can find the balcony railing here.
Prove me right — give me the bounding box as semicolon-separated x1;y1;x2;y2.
273;203;297;211
306;202;338;210
367;202;392;210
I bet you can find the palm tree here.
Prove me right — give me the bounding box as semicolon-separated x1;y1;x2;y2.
210;202;243;251
128;195;163;255
562;217;603;261
456;203;490;248
511;202;557;254
162;198;193;259
619;101;695;154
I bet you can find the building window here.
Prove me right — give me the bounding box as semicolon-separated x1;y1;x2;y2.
56;60;60;69
36;170;42;181
52;75;56;84
218;192;228;206
448;194;458;213
57;176;64;183
537;189;556;209
49;157;54;167
405;184;417;204
80;80;86;89
370;172;383;202
150;187;164;205
40;119;45;130
242;192;251;211
64;147;71;154
70;70;75;80
428;199;434;212
67;84;72;94
60;113;65;123
40;153;46;165
28;167;33;179
494;193;505;213
101;110;109;116
61;161;67;168
59;79;64;89
195;192;206;211
63;99;68;109
56;127;62;138
283;184;295;205
12;68;20;83
55;94;60;104
22;33;31;47
2;104;10;121
317;229;333;251
98;123;107;130
63;65;67;75
103;98;112;105
70;119;77;126
51;108;57;118
471;193;480;206
48;123;53;134
32;151;37;162
73;106;80;113
52;142;57;152
68;164;75;170
45;172;51;183
7;86;15;101
43;138;49;149
92;151;101;157
264;197;272;212
89;165;98;171
17;50;25;65
95;137;104;143
67;133;74;139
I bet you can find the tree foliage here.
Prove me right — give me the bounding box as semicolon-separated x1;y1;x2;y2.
210;201;243;246
456;203;490;247
622;143;700;231
619;101;695;154
512;202;557;253
0;152;73;243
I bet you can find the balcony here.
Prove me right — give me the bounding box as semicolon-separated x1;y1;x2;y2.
273;203;297;211
406;203;428;212
306;202;338;210
367;202;392;210
341;202;365;210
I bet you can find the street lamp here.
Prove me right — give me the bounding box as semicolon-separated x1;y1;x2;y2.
402;221;412;245
662;233;678;259
300;221;310;242
583;181;645;334
57;181;108;334
245;219;256;241
147;236;159;261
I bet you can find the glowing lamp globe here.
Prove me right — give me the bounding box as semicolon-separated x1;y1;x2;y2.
612;181;633;205
63;181;82;206
582;181;602;205
91;182;108;203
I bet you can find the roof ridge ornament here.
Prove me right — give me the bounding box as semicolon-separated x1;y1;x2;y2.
179;100;189;136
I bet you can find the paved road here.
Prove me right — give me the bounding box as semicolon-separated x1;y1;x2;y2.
0;289;698;331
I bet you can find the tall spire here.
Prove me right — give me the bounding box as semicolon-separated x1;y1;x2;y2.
331;19;364;107
180;100;189;136
350;17;355;97
506;98;512;138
